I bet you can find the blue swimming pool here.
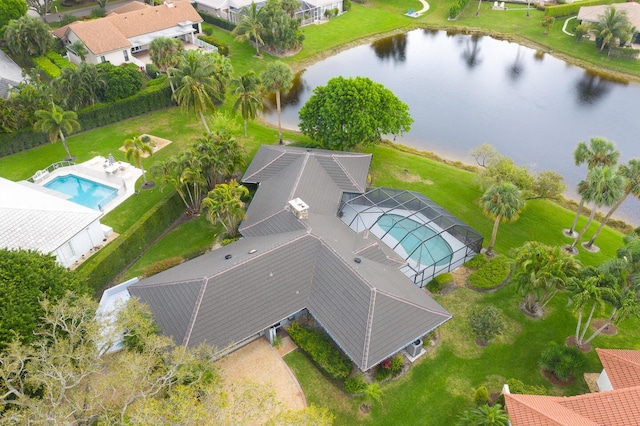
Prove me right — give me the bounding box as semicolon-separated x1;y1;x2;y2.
44;174;118;211
377;213;453;267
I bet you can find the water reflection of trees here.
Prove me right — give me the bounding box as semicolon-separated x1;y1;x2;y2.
263;69;307;114
461;35;483;69
507;46;524;81
575;72;616;106
371;33;408;63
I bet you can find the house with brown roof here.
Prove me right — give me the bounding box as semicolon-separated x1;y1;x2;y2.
577;2;640;45
504;348;640;425
52;0;203;68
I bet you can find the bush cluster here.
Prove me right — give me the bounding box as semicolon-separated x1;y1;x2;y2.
77;191;185;294
46;51;76;69
544;0;624;17
197;10;237;31
344;374;367;394
426;272;453;293
506;378;548;395
198;34;230;56
374;354;404;381
468;306;505;344
33;56;61;79
467;255;509;289
464;253;487;269
610;47;640;59
287;322;351;380
449;0;470;19
473;386;489;407
538;342;587;381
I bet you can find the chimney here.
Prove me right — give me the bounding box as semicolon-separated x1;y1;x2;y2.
287;198;309;219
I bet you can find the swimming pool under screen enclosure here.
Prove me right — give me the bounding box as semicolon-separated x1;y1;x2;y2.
338;188;483;287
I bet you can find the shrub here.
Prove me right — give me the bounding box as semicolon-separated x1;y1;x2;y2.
89;7;106;18
344;374;367;394
426;273;451;293
390;354;404;374
198;35;229;57
506;378;548;395
97;62;144;102
343;0;351;12
610;47;640;59
473;386;489;407
46;51;76;69
145;63;160;79
33;56;61;79
468;306;505;345
288;322;351;380
197;9;237;31
60;14;79;26
538;342;587;381
220;237;239;246
574;24;589;42
467;255;509;289
448;0;470;19
143;257;184;278
465;253;487;269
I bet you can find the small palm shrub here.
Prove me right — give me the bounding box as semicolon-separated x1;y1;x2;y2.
344;374;367;394
539;342;586;381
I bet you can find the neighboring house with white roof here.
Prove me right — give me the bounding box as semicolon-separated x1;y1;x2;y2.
577;2;640;44
0;50;25;99
52;0;203;68
504;348;640;425
0;177;106;268
109;145;484;371
194;0;344;26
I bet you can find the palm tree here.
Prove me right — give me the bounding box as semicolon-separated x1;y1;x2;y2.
480;182;525;256
232;2;265;57
3;16;53;60
232;71;263;137
457;404;509;426
68;40;88;63
584;159;640;250
512;242;581;316
200;180;249;238
170;50;218;133
261;61;294;145
569;166;625;252
124;135;155;188
565;137;620;237
590;6;634;55
192;132;246;189
149;37;184;94
33;102;81;161
567;267;616;346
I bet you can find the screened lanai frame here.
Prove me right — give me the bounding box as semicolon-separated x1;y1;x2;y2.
338;188;483;287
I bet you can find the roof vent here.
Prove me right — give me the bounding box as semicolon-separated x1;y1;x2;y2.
248;249;257;254
224;254;232;260
287;197;309;220
354;257;361;264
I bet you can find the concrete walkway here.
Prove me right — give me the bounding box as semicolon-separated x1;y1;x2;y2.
405;0;429;18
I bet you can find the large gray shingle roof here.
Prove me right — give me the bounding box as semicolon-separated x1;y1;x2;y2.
130;145;451;371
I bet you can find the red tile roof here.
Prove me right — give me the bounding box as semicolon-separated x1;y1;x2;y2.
596;348;640;390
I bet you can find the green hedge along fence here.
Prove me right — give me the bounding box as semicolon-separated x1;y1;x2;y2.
543;0;625;17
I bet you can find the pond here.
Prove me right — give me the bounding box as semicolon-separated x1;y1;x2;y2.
262;29;640;226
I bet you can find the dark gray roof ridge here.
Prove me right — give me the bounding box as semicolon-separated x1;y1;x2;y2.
183;280;208;345
236;207;309;235
288;153;310;201
242;149;287;182
330;154;367;193
362;290;377;369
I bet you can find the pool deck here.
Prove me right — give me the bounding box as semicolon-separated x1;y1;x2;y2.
36;156;142;215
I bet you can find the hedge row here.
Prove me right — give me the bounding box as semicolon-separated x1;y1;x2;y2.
449;0;471;19
0;82;173;158
288;322;352;380
77;191;185;294
543;0;624;17
33;56;61;79
198;9;237;31
46;51;76;69
198;34;230;56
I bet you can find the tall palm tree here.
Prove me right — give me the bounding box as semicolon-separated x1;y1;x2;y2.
149;37;184;94
170;50;218;133
590;6;634;54
261;61;293;145
584;159;640;249
231;71;263;137
569;166;625;252
124;135;155;188
33;102;81;161
232;2;265;57
200;180;249;238
192;132;246;188
481;182;525;255
566;137;620;236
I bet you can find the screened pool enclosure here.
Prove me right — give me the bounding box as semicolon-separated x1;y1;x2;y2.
339;188;483;287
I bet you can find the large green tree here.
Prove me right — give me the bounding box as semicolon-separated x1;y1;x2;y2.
192;131;246;188
231;71;263;137
149;37;184;93
97;62;144;102
566;137;620;236
3;15;52;59
200;180;249;238
53;63;107;110
511;241;581;316
480;182;525;255
170;50;232;133
0;249;87;350
33;102;81;161
590;6;635;54
261;61;294;145
584;159;640;249
299;76;413;151
0;0;27;29
232;1;265;57
259;0;304;54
